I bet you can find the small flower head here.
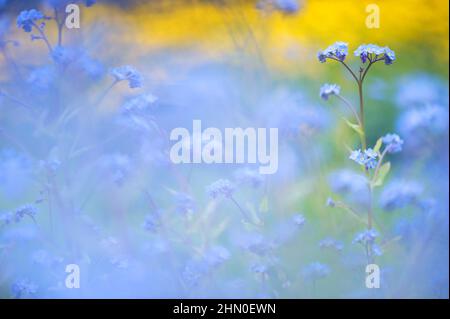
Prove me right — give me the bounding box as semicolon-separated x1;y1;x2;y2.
354;44;396;65
349;148;378;170
174;192;196;215
317;42;348;63
326;197;336;207
380;180;423;211
111;65;143;89
16;9;44;32
352;229;378;245
319;238;344;252
302;262;330;280
382;133;404;153
292;213;306;227
320;83;340;100
11;279;38;298
206;179;235;199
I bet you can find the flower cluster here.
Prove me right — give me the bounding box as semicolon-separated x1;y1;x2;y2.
352;229;378;246
349;148;378;170
302;262;331;280
317;42;348;63
354;44;396;65
111;65;143;89
0;204;37;226
16;9;44;33
318;42;396;65
206;179;235;199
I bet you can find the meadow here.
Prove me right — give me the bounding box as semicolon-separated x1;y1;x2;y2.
0;0;448;298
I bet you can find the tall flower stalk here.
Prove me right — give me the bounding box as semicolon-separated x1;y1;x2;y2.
319;42;402;263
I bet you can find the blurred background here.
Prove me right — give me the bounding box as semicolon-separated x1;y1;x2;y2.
0;0;448;298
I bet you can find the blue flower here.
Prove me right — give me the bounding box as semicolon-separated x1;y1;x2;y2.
381;133;404;153
174;192;196;215
317;42;348;63
302;262;330;280
319;238;344;252
380;180;423;211
353;44;396;65
274;0;300;14
383;47;396;65
397;104;448;148
292;213;305;227
349;148;378;170
206;179;235;199
233;168;264;188
16;9;44;33
51;46;76;65
320;83;340;100
143;211;161;233
111;65;143;89
14;204;37;222
352;229;378;245
11;279;38;298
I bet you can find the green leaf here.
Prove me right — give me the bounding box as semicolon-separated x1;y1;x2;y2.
373;138;383;154
343;118;364;137
259;196;269;213
373;162;391;187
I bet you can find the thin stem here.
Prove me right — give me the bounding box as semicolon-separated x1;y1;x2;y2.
327;57;359;83
357;82;367;150
335;94;362;126
95;80;118;107
229;196;253;224
31;22;53;53
54;8;64;46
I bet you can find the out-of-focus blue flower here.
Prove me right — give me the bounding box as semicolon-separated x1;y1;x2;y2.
14;204;37;223
256;0;300;14
51;46;76;65
318;42;348;63
292;213;305;227
274;0;300;14
143;211;161;233
11;279;37;298
204;246;230;268
349;148;378;170
382;133;404;153
27;65;56;91
326;197;336;207
352;229;378;245
233;168;264;188
0;211;13;225
206;179;235;199
395;73;448;108
353;44;396;65
328;169;369;203
302;262;330;280
380;180;423;211
99;153;132;186
372;244;383;256
111;65;143;89
16;9;44;33
121;93;158;116
174;192;196;215
397;104;449;149
320;83;340;100
319;238;343;252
